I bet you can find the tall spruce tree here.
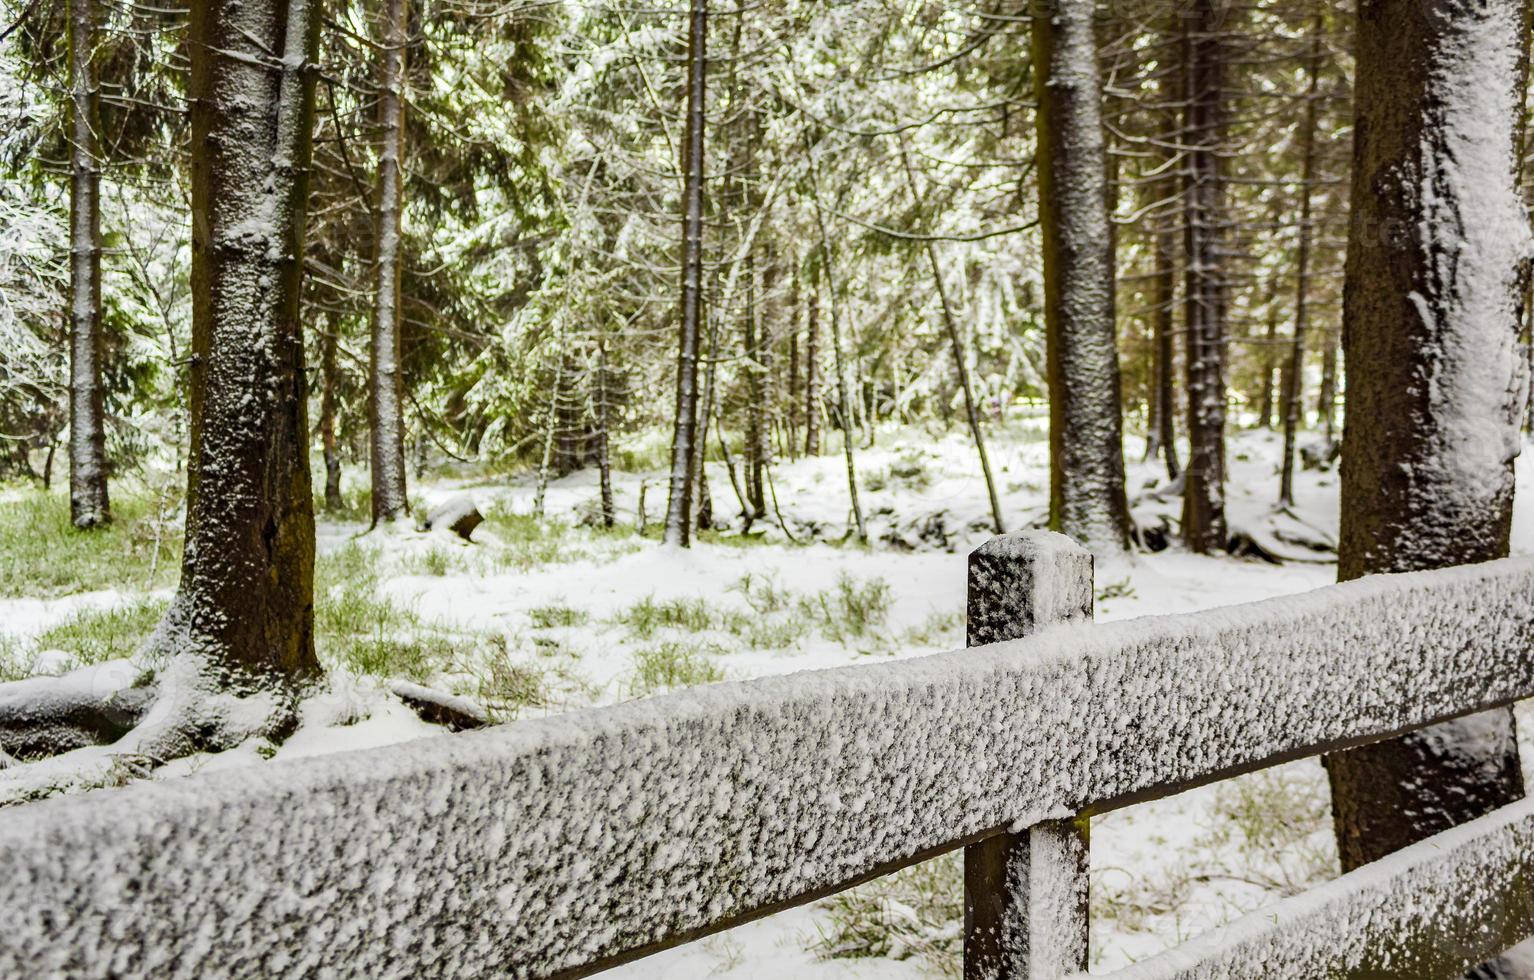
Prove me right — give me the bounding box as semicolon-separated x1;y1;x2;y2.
65;0;109;529
1324;0;1531;894
1032;0;1131;553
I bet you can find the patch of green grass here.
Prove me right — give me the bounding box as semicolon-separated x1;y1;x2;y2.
612;434;671;472
406;546;458;577
1095;578;1137;603
334;634;457;682
480;511;641;570
528;603;589;629
627;641;724;697
802;574;893;643
478;658;548;721
0;634;27;682
619;595;744;640
1093;767;1334;944
902;610;964;648
313;540;462;681
814;852;961;976
732;572;794;614
740;618;808;650
33;598;169;666
696;528;780;549
1207;766;1334;884
318;482;372;523
0;490;183;597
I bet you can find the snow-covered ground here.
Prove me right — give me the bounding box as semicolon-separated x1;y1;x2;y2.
4;419;1534;975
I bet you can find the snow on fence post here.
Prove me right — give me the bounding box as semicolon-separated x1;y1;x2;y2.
964;531;1093;980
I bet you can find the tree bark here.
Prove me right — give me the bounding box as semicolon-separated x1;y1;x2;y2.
179;0;322;683
319;315;343;511
595;339;614;528
806;133;865;542
1317;329;1338;443
1279;15;1323;507
67;0;110;530
693;299;719;531
787;262;800;460
1257;293;1278;430
533;354;562;519
1031;0;1130;553
755;257;775;509
368;0;411;524
804;263;822;457
1325;0;1531;881
663;0;707;547
743;252;766;522
1151;222;1181;481
1179;0;1229;554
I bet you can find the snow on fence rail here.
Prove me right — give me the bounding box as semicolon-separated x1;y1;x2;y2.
2;532;1534;978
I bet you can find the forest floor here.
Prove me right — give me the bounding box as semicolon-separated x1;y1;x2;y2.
4;417;1534;975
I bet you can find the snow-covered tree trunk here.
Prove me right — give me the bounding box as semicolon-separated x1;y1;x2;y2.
533;353;562;519
1326;0;1532;889
787;264;801;460
754;257;775;514
1149;219;1181;482
175;0;322;685
319;315;343;511
743;253;766;523
595;339;615;527
663;0;707;548
692;309;717;531
1031;0;1130;554
1278;15;1323;507
1317;331;1338;442
66;0;110;530
807;137;865;543
804;263;822;457
369;0;411;524
1179;0;1229;554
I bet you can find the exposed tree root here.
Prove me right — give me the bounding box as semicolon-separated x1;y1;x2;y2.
0;650;301;808
390;680;487;731
0;659;154;761
0;650;494;806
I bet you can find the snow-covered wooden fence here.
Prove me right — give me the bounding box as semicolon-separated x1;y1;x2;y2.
3;531;1534;978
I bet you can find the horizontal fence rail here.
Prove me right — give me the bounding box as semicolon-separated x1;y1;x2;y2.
1089;795;1534;980
3;541;1534;978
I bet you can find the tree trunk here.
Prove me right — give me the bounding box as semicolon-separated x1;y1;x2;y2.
595;339;614;528
1179;0;1229;554
693;300;719;531
1317;329;1338;442
806;133;865;542
1151;223;1181;481
320;316;343;511
368;0;411;524
533;355;562;519
755;258;775;507
743;252;766;522
1031;0;1130;553
787;264;800;460
900;145;1004;534
1257;292;1278;430
177;0;322;684
1325;0;1531;886
1279;15;1323;507
663;0;708;548
67;0;110;530
805;261;823;456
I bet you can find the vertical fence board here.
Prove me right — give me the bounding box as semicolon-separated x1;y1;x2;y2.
964;532;1094;979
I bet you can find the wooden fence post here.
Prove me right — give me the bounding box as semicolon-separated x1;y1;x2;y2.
964;531;1094;980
